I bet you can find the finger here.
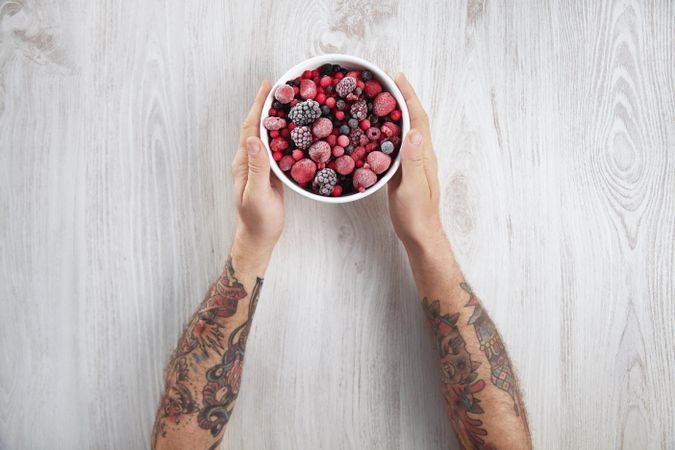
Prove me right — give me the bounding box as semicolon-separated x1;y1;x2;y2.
395;73;430;133
240;80;272;147
244;137;271;195
399;129;430;197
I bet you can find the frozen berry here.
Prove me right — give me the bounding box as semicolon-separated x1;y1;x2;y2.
335;155;355;175
364;80;382;98
279;155;295;171
366;151;391;174
274;84;295;104
300;79;317;99
353;168;377;191
273;151;283;161
331;185;343;197
345;144;354;155
291;126;313;149
335;76;357;97
339;124;350;135
361;70;373;81
337;135;350;147
350;99;367;120
359;119;371;131
332;145;344;157
336;99;346;111
263;116;287;130
366;127;381;141
292;149;304;161
373;92;397;117
381;121;401;137
320;76;332;88
270;137;289;152
288;99;321;125
390;109;402;121
354;87;363;96
312;117;333;138
313;168;337;196
351;146;366;161
348;118;359;129
350;127;365;146
335;111;345;120
380;140;395;154
291;158;317;184
270;130;280;138
320;105;331;116
308;141;331;163
325;97;336;108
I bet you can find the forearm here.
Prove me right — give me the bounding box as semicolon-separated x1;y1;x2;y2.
406;236;531;450
152;235;271;450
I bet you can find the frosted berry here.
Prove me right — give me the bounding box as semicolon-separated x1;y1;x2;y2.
289;99;321;125
335;155;355;175
291;158;317;184
332;145;345;157
349;127;365;146
331;185;343;197
300;79;317;99
351;146;366;161
312;117;333;138
325;97;336;108
381;121;401;137
279;155;295;172
390;109;402;121
274;84;295;104
335;76;357;97
263;116;287;131
308;141;331;163
312;168;338;196
373;92;397;117
359;119;371;131
337;135;350;147
335;99;346;111
270;137;289;152
352;168;377;191
364;80;383;98
273;151;283;161
339;125;350;135
292;149;304;161
380;140;395;154
291;126;313;149
366;127;381;141
350;99;367;120
361;70;373;81
348;118;359;129
366;151;391;174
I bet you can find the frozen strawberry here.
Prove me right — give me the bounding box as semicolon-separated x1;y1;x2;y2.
373;92;397;117
308;141;331;163
274;84;295;104
263;117;287;131
300;79;317;99
352;168;377;191
290;158;317;184
335;155;355;175
366;151;391;174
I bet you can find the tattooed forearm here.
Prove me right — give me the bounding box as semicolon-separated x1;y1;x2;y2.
152;257;263;449
423;282;530;450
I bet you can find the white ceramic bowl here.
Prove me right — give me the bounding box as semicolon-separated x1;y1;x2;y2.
260;54;410;204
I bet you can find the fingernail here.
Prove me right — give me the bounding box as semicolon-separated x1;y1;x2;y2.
409;130;423;145
247;140;260;155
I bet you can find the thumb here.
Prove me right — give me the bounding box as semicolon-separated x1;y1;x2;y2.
245;137;271;193
400;129;427;186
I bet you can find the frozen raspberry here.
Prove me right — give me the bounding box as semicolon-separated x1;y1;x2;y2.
380;140;395;154
300;79;317;99
288;99;321;125
274;84;295;104
345;92;359;102
279;155;295;172
366;151;391;174
373;92;397;117
352;168;377;191
335;155;355;175
350;127;365;146
270;137;289;152
291;158;317;184
312;168;337;196
366;127;381;141
291;126;312;149
312;117;333;138
350;99;367;120
263;116;287;130
335;76;357;97
364;80;382;98
308;141;331;163
381;121;401;137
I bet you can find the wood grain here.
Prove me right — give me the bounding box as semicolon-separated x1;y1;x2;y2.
0;0;673;449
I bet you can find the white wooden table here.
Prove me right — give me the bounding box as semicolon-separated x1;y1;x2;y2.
1;1;673;449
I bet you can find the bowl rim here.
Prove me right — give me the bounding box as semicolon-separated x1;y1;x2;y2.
259;54;410;204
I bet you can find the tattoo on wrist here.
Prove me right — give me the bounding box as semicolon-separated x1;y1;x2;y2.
152;257;263;447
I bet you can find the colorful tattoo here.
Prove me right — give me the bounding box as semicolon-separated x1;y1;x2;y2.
461;281;521;416
422;297;489;448
152;257;263;447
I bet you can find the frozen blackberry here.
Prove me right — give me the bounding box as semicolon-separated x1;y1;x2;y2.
288;99;321;126
339;124;350;135
336;99;346;111
350;127;365;146
312;168;338;196
335;76;357;97
361;70;373;81
350;100;367;120
291;126;312;149
348;118;359;129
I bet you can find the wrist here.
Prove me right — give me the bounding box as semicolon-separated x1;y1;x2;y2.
230;227;276;275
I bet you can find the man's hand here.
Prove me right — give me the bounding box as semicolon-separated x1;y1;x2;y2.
230;81;284;266
387;73;446;255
